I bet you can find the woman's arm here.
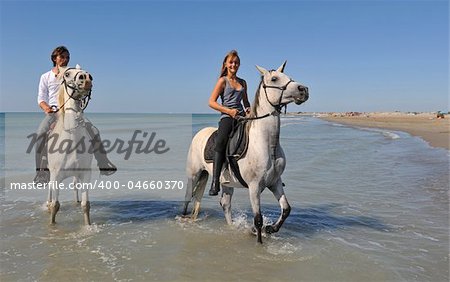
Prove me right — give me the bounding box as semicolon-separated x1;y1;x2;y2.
242;80;251;114
208;77;239;118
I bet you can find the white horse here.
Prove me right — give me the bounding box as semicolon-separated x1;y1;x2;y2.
47;65;94;225
182;62;309;243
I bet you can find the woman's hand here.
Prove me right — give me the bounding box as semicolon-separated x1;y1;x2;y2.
228;108;239;119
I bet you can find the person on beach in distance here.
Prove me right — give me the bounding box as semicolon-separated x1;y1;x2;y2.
34;45;117;183
208;50;251;196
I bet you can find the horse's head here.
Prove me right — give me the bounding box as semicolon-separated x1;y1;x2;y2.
256;61;309;109
60;64;93;100
57;65;93;114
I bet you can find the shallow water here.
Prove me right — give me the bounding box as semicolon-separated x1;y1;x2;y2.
1;113;449;281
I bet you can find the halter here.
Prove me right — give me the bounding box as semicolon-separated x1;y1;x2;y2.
238;73;294;123
54;68;92;113
262;77;294;113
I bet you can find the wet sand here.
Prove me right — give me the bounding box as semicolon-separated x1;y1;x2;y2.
318;112;450;150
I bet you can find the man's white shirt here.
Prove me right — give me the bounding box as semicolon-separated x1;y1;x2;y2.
37;70;61;106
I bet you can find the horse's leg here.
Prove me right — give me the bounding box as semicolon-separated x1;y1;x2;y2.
72;173;91;225
46;184;52;212
191;171;209;220
248;184;263;244
182;176;194;216
266;179;291;234
49;174;60;224
81;190;91;225
220;186;234;225
73;176;80;204
182;170;207;216
77;177;91;225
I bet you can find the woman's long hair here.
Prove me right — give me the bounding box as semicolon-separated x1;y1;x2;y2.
220;50;240;77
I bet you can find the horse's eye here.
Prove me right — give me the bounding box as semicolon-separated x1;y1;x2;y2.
271;76;278;82
65;72;70;77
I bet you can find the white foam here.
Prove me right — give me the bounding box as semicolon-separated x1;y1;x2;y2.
280;122;304;128
382;131;400;140
231;212;250;229
367;240;387;249
39;202;49;211
412;231;439;242
266;241;301;255
356;127;402;140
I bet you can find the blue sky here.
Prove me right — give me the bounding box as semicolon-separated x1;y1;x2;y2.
0;0;448;113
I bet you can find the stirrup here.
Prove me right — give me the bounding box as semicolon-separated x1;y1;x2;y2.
34;169;50;184
99;161;117;176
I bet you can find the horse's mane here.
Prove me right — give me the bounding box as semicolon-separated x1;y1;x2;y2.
57;83;66;114
247;78;263;119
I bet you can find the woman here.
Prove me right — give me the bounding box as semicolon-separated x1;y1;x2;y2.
208;50;251;196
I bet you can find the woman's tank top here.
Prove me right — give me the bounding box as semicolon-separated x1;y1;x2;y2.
220;77;245;119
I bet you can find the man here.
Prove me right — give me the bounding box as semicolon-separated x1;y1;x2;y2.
34;46;117;183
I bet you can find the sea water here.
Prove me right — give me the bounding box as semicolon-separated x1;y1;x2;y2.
1;113;448;281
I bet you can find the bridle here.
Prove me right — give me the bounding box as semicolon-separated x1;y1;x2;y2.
262;76;294;113
238;72;294;122
54;68;92;113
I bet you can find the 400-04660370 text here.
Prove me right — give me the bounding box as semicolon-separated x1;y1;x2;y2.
9;180;184;190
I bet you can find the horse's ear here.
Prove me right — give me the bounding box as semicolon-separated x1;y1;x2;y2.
276;61;287;73
76;64;81;70
256;65;268;76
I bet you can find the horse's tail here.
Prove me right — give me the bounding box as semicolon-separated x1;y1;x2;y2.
184;127;216;205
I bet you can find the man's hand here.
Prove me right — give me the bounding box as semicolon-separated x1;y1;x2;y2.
39;101;53;113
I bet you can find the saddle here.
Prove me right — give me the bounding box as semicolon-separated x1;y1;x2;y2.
204;121;250;187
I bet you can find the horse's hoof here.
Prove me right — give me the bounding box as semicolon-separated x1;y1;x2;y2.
265;225;276;234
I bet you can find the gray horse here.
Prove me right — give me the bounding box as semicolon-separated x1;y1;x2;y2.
183;62;309;243
47;65;94;225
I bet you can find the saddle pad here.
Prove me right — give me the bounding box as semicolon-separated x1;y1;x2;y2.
203;130;218;163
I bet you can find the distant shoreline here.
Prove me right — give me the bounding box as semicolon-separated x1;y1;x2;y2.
310;112;449;150
2;111;448;150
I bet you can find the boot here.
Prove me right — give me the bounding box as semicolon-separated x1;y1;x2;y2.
34;169;50;184
34;133;50;184
209;151;225;196
93;140;117;176
86;123;117;176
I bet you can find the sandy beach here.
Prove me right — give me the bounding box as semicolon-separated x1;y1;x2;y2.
318;112;450;150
